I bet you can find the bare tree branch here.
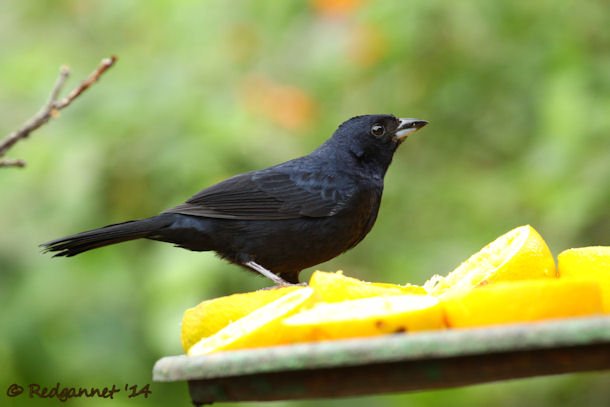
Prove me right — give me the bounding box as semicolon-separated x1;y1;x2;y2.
0;158;26;168
0;56;117;168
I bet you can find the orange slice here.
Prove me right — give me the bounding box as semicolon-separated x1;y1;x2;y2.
443;279;603;328
558;246;610;313
425;225;556;297
188;287;313;355
309;270;426;302
181;285;301;351
282;295;444;342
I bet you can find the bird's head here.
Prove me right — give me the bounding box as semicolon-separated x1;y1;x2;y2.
327;114;428;172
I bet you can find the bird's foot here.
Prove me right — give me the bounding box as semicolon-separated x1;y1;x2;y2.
244;261;297;286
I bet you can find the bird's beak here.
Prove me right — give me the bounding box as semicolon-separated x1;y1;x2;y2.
394;118;428;142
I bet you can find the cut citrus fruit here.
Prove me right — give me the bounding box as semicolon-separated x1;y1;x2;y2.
188;287;313;355
372;282;426;293
558;246;610;313
181;285;301;351
443;279;603;328
309;270;426;302
282;295;444;342
425;225;556;297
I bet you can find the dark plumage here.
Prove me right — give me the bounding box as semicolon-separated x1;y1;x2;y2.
41;114;427;284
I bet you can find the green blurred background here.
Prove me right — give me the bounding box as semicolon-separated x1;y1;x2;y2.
1;0;609;406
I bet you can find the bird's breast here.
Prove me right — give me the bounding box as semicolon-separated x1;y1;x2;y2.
336;184;382;249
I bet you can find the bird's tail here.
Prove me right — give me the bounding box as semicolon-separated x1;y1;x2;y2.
41;216;172;257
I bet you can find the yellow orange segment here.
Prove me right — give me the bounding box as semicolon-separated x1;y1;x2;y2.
309;270;426;302
371;282;426;294
425;225;556;297
282;295;444;342
181;285;301;352
443;279;603;328
558;246;610;313
188;288;314;355
180;228;610;355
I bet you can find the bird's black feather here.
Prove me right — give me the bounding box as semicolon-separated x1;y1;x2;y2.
166;165;357;220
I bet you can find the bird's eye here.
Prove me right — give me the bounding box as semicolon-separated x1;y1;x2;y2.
370;124;385;137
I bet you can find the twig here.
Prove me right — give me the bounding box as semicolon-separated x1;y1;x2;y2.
0;56;117;168
0;158;26;168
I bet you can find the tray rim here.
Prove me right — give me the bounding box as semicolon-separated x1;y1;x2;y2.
153;315;610;382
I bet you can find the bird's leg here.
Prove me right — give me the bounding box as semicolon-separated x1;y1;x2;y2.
244;261;293;286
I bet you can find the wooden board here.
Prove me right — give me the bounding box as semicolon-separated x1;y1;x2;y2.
153;316;610;405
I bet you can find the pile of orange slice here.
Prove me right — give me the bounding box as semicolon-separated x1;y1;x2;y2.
182;225;609;356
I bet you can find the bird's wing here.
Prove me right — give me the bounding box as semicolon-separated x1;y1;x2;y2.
165;169;356;220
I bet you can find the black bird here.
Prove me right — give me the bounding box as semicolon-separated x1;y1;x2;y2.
42;115;427;285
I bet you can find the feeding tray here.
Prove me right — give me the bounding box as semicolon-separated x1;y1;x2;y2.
153;316;610;405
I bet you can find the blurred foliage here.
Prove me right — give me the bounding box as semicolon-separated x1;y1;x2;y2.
1;0;609;406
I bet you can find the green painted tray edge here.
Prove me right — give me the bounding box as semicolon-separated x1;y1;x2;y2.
153;315;610;382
